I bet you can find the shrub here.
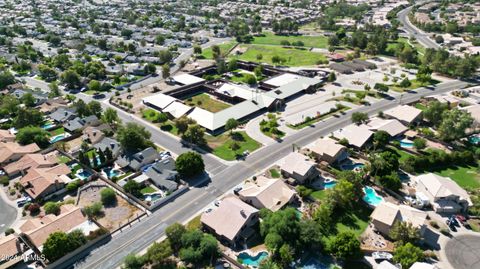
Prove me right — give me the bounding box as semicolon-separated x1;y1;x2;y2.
44;202;61;215
66;180;80;192
100;188;117;206
440;228;450;236
5;228;14;236
0;176;9;186
430;220;439;229
84;202;103;219
28;203;40;216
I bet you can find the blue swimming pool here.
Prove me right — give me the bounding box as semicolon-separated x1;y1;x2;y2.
400;139;414;148
142;164;153;172
238;251;268;267
103;167;121;178
50;134;66;143
324;181;337;189
301;257;330;269
42;122;55;130
363;186;383;207
341;163;365;171
76;170;92;180
469;135;480;145
144;193;162;202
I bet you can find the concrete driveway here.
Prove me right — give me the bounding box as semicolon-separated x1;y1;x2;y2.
445;233;480;269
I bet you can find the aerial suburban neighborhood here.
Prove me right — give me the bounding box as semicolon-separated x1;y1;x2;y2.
0;0;479;269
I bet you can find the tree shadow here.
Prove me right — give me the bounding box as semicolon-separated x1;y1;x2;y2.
231;132;245;142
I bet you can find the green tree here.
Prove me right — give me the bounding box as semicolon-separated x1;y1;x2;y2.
123;180;142;198
228;59;238;71
225;118;239;134
38;64;57;82
423;101;448;126
379;172;402;191
100;188;117;206
174;116;190;135
166;223;187;252
175;151;205;178
328;231;361;259
117;122;153;152
193;45;202;54
123;253;145;269
42;230;87;262
48;82;61;98
20;93;36;107
369;151;399;177
278;244;294;268
393;243;424;268
88;79;101;92
16;126;49;148
0;71;15;89
413;138;427;150
399;78;411;88
438;109;473;141
162;64;170;79
102;107;121;126
389;221;421;246
88;101;103;118
351;112;368;125
416;65;432;86
182;124;206;145
44;202;60;215
244;74;257;85
179;230;219;266
84;202;103;219
260;208;301;255
373;130;390;150
61;69;81;89
14;108;44;128
145;240;173;266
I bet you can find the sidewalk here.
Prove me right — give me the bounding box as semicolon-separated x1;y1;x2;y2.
245;116;276;146
0;187;21;232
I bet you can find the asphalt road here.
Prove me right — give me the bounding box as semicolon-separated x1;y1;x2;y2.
445;234;480;269
397;5;440;50
0;192;17;234
75;80;469;269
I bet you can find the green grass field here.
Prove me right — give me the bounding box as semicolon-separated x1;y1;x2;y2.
184;93;232;113
140;186;156;194
386;37;427;56
201;42;238;59
251;32;328;48
390;79;440;92
436;165;480;189
142;108;163;122
232;44;327;66
387;146;414;163
205;131;261;161
269;169;281;178
50;127;65;136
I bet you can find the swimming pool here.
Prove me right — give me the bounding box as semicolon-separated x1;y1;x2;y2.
324;181;337;189
301;257;330;269
76;170;92;180
144;193;162;202
42;122;55;130
363;186;383;207
469;135;480;145
341;163;365;171
400;139;414;148
238;251;268;267
142;164;153;172
50;134;66;143
103;167;121;178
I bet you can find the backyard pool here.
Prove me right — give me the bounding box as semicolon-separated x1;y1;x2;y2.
400;139;414;148
363;186;383;207
42;122;55;130
238;251;268;267
324;180;337;189
144;193;162;202
50;134;67;143
103;167;121;178
76;170;92;180
300;257;331;269
469;135;480;145
341;163;365;171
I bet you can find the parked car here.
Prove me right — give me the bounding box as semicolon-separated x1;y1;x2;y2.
16;197;32;207
456;215;467;224
449;216;459;227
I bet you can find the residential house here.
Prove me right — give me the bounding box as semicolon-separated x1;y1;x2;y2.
117;147;159;171
201;196;259;247
3;153;58;177
384;105;422;125
307;137;348;164
333;124;374;149
278;152;318;184
0;141;40;165
143;157;178;191
64;115;100;133
416;173;472;213
38;97;69;114
238;176;296;211
82;126;106;144
49;108;77;123
364;117;408;138
93;137;121;158
20;164;71;200
370;202;428;237
19;204;98;252
0;235;24;268
0;129;15;142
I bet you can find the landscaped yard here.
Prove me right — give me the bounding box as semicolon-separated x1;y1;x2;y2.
140;186;156;194
387;146;414;163
389;79;440;92
232;44;327;66
142;108;164;122
57;155;71;164
435;165;480;189
289;106;350;130
269;168;280;178
386;37;426;56
251;32;328;48
201;42;238;59
50;127;65;136
415;103;427;111
160;120;179;136
205;131;261;161
184;93;232;113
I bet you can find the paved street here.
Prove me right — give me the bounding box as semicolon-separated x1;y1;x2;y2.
75;79;469;269
397;5;440;49
445;234;480;269
0;187;18;234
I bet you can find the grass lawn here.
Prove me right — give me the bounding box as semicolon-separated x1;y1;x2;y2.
70;164;81;174
205;131;261;161
140;186;156;194
142;108;163;122
57;155;71;164
387;146;414;163
50;127;65;136
390;79;440;92
435;165;480;189
232;44;327;66
415;103;427;111
251;32;328;48
289;106;350;130
160;120;179;136
186;215;202;231
184;93;231;113
310;189;329;202
201;42;238;59
270;169;280;178
334;206;371;238
386;37;426;56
